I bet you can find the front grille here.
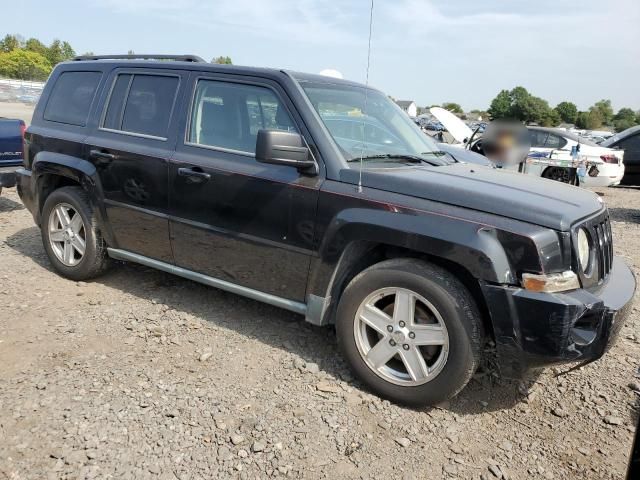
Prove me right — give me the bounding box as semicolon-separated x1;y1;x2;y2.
577;210;614;283
592;217;613;279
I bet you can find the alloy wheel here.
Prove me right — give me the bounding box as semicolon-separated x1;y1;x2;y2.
48;203;86;266
353;287;449;386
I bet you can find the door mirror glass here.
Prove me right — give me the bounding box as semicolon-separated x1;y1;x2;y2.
255;130;316;172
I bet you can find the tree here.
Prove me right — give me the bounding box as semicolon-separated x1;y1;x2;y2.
24;38;47;56
212;56;232;64
590;99;614;126
488;89;511;119
576;110;603;130
554;101;578;124
45;39;76;66
0;34;22;53
0;49;51;80
613;108;638;132
442;102;463;114
487;86;559;126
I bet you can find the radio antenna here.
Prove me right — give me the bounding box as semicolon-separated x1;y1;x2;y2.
358;0;374;193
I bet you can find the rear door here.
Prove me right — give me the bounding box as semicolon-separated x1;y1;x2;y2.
84;68;187;262
168;73;322;302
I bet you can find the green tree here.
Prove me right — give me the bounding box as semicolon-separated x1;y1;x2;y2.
554;101;578;124
613;108;638;132
487;89;511;119
442;102;463;114
590;99;613;126
0;49;52;80
0;34;22;53
24;38;47;56
576;109;603;130
212;56;232;64
45;39;76;66
488;86;557;125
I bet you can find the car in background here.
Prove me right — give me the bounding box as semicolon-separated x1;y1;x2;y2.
601;125;640;185
0;117;25;195
429;107;625;187
524;127;624;186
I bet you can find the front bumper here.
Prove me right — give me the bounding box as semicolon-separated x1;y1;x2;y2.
483;256;635;378
0;166;18;188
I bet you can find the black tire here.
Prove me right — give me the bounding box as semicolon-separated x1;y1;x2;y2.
41;186;110;280
543;167;571;184
336;258;483;407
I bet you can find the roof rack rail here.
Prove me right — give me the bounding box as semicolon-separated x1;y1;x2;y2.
72;54;206;63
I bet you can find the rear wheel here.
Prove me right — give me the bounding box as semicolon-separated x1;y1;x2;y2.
41;186;110;280
336;259;483;407
543;166;572;184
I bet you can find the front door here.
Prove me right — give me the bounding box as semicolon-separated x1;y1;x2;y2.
84;69;186;262
169;75;322;301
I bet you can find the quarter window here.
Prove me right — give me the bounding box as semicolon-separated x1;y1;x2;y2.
545;134;567;149
102;74;179;139
188;80;297;154
43;71;102;126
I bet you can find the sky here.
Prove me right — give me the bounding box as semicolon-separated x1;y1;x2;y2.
3;0;640;111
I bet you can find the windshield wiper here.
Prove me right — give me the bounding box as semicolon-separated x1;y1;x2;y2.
347;154;440;165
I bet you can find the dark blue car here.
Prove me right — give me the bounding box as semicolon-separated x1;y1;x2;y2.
0;117;25;194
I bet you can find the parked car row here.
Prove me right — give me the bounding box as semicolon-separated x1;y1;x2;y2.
0;83;43;104
429;107;627;187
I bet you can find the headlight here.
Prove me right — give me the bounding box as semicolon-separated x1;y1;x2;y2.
577;228;591;271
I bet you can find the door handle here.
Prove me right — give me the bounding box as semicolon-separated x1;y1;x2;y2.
178;167;211;183
89;150;116;165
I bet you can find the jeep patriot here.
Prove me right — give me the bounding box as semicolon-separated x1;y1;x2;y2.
16;55;635;406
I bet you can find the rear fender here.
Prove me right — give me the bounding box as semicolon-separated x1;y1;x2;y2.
31;152;116;246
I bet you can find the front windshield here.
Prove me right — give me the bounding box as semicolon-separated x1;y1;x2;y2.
299;81;452;166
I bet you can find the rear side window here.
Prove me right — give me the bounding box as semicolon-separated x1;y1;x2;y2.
102;74;179;139
544;134;567;149
43;71;102;126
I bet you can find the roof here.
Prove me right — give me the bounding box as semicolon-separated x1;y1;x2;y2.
601;125;640;147
395;100;416;108
62;57;374;91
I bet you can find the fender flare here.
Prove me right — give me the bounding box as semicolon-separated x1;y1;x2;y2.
31;152;115;246
305;207;540;326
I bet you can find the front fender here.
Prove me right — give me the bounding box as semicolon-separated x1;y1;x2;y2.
317;207;525;285
304;201;545;326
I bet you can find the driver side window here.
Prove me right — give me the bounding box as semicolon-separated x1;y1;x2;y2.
188;80;297;154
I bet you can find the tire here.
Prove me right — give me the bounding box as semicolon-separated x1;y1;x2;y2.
336;258;483;407
41;186;110;280
543;167;571;184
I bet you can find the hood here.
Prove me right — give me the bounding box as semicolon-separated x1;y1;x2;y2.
340;163;603;231
430;107;473;144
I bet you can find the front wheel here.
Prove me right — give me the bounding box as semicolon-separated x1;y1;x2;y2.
336;259;483;407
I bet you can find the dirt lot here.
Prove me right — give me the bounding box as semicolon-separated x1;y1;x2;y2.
0;185;639;480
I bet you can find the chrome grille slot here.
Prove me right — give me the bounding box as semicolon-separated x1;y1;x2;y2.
576;210;614;285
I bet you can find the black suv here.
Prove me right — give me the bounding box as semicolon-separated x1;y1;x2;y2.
16;55;635;406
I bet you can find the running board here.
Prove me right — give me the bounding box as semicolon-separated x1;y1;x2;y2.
107;248;308;316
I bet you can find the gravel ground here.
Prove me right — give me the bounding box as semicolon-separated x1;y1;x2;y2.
1;185;639;480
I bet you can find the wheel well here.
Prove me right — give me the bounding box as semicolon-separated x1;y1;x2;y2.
327;242;494;340
38;174;81;216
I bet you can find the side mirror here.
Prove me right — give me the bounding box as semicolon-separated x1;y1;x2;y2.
255;130;316;172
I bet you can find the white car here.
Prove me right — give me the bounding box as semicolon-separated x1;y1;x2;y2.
524;127;624;187
429;108;625;187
